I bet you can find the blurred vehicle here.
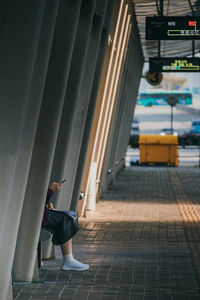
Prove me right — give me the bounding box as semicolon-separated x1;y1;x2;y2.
160;128;178;136
191;120;200;133
130;120;139;135
137;90;192;106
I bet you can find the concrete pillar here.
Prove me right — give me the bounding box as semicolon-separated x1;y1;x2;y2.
75;0;115;217
107;23;133;180
69;0;112;211
95;0;127;180
78;0;122;216
114;20;144;173
13;0;82;282
12;0;60;266
86;162;97;210
49;0;97;212
118;24;144;165
0;1;52;298
42;0;113;260
79;1;144;210
102;21;135;186
90;0;129;198
99;12;132;193
36;0;98;260
6;275;12;300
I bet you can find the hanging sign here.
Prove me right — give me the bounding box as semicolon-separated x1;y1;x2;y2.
146;17;200;40
146;71;162;86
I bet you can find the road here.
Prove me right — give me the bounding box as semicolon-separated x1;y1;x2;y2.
133;98;200;135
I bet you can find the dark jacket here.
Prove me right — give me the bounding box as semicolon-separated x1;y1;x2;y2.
42;188;54;227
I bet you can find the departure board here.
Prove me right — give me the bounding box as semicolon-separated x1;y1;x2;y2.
146;17;200;40
149;57;200;72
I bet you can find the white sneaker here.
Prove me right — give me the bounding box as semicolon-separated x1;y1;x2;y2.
61;259;89;271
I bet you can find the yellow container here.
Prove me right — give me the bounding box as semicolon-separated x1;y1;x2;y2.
139;134;178;166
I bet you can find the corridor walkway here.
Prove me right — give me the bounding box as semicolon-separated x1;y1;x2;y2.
13;167;200;300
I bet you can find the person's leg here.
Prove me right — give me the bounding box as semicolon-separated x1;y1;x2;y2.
61;239;89;271
61;238;72;255
46;211;89;271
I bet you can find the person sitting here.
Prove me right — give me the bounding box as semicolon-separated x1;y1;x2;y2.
42;181;89;271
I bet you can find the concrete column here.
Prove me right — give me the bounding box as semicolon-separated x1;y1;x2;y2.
120;65;143;164
102;21;135;185
114;20;144;173
92;0;129;197
94;0;127;178
13;0;82;282
0;1;51;298
77;27;111;217
49;0;96;212
77;0;115;217
43;0;102;259
43;0;114;260
78;0;122;216
119;25;144;163
69;0;111;211
99;13;132;193
6;275;12;300
107;23;133;180
11;0;60;267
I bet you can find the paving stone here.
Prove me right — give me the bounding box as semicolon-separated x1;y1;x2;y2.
13;167;200;300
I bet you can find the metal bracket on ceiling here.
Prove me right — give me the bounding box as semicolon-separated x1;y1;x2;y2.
157;0;163;58
188;0;196;57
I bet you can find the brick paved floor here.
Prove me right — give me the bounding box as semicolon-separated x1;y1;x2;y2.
13;167;200;300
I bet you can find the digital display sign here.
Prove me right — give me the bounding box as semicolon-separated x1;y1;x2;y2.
146;17;200;40
149;57;200;72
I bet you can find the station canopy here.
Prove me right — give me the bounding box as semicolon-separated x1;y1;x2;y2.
133;0;200;61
